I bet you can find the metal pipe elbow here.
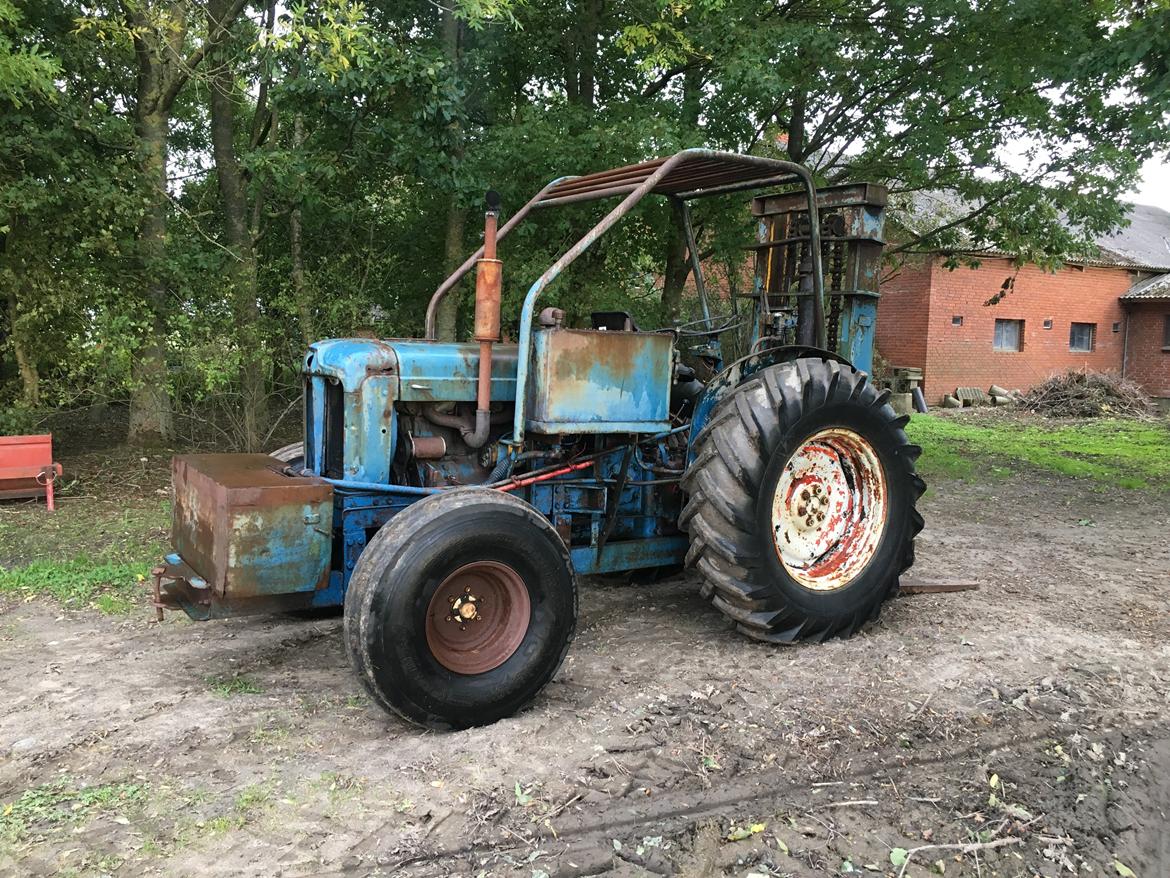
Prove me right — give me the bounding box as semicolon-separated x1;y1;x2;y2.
465;409;492;449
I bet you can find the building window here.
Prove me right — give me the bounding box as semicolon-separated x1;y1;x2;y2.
1112;321;1121;333
1069;322;1096;352
1043;319;1053;329
1163;315;1170;350
994;319;1023;352
952;315;963;326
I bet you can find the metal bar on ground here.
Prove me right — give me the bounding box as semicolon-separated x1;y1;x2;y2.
898;581;980;595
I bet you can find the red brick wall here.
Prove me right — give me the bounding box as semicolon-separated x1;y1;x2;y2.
879;256;1141;400
874;256;931;369
1124;300;1170;398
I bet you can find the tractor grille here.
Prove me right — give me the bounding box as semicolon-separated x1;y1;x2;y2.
323;379;345;479
303;376;317;473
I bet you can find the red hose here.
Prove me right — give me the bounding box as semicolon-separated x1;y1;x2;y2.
497;459;594;491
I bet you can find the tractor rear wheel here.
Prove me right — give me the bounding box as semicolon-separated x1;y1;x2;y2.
681;357;924;643
343;489;577;729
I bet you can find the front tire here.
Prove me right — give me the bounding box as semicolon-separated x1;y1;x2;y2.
343;489;578;729
681;357;924;643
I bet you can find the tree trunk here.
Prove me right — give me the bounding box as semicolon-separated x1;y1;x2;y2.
1;220;41;407
127;108;174;446
289;114;315;348
787;87;807;163
661;198;690;321
434;2;464;341
6;290;40;408
124;0;246;446
661;67;702;319
208;0;265;451
435;203;466;341
577;0;601;110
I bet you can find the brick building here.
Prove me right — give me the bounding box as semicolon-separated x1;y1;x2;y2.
876;203;1170;405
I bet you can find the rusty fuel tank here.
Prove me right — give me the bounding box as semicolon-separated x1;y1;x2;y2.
169;454;334;609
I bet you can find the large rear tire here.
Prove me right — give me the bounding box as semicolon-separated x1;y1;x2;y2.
343;489;578;729
681;357;924;643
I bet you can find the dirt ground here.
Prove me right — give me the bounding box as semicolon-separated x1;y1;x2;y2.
2;466;1169;877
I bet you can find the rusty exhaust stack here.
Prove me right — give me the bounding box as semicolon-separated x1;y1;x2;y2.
466;191;502;449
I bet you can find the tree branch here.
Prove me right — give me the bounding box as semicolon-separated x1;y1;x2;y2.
641;60;706;99
159;0;251;110
887;195;1007;256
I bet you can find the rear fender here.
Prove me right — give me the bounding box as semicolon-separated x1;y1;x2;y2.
686;345;854;465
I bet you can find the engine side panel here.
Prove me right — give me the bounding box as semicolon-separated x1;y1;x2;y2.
526;328;672;434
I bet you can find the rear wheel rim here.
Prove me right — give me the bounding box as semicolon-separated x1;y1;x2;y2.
425;561;531;675
771;427;888;592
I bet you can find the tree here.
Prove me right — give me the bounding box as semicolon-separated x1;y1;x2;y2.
1;0;138;416
2;0;1166;445
119;0;249;444
625;0;1170;266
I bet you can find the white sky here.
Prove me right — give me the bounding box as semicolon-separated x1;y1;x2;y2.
1130;155;1169;207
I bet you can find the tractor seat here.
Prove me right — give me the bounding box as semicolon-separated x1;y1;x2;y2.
590;311;639;332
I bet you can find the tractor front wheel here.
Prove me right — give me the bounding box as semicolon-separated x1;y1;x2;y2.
681;357;924;643
343;489;577;729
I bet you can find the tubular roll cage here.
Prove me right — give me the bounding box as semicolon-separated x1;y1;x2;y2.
422;148;825;445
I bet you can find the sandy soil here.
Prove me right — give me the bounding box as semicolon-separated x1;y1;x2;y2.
2;471;1169;877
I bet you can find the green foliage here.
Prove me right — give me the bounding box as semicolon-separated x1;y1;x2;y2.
0;0;1165;438
906;414;1170;490
0;401;39;433
0;0;59;105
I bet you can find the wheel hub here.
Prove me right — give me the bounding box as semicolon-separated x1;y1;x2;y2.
448;591;481;622
771;427;887;592
425;561;531;675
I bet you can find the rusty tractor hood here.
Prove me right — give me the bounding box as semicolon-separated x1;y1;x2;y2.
304;338;520;403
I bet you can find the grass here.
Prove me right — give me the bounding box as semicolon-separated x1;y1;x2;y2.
0;779;147;846
202;783;274;835
205;673;264;697
0;557;155;614
906;414;1170;490
0;478;169;614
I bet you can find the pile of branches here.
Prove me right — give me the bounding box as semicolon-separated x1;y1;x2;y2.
1020;370;1152;418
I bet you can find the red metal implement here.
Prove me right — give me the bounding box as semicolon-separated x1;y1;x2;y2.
0;434;62;511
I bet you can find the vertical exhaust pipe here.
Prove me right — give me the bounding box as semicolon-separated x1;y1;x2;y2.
466;191;502;448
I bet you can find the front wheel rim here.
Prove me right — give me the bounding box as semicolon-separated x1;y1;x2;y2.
425;561;531;675
771;427;888;592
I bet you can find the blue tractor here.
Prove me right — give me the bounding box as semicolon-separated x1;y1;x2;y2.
154;150;924;729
